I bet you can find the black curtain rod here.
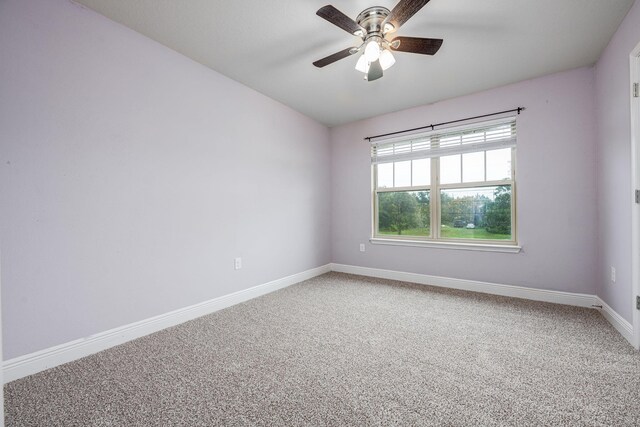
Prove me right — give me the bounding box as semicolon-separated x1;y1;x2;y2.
364;107;525;141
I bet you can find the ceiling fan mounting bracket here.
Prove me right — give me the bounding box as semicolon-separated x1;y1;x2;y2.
355;6;391;37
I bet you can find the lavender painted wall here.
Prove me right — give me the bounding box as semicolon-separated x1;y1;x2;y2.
595;1;640;323
331;67;598;295
0;0;331;359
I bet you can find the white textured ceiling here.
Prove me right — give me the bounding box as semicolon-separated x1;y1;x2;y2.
74;0;634;127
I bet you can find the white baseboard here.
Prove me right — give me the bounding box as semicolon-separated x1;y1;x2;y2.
594;297;635;346
5;263;635;383
330;263;597;307
3;264;331;383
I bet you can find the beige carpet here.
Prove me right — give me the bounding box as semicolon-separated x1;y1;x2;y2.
5;272;640;426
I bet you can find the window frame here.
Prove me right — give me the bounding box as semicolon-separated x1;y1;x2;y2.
371;121;519;251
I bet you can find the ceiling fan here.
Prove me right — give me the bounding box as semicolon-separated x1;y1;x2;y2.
312;0;443;82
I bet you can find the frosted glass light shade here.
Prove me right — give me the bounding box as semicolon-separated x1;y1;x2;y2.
379;49;396;70
355;54;369;73
364;40;381;62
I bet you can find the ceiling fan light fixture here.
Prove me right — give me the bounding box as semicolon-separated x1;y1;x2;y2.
364;38;381;62
379;49;396;70
355;54;370;73
313;2;443;81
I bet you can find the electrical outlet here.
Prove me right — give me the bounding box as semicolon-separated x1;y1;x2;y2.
234;257;242;270
610;266;616;283
359;243;365;252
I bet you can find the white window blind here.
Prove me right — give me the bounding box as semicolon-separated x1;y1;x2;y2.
371;117;517;165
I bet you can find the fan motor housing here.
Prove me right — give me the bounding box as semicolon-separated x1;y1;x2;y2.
356;6;390;35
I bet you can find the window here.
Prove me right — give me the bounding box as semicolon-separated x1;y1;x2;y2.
372;117;517;246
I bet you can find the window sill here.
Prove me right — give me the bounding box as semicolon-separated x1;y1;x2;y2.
370;238;522;253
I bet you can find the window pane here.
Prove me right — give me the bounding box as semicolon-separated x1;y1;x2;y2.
462;151;485;183
377;191;430;237
440;185;512;240
394;160;411;187
486;148;512;181
412;159;430;186
440;154;461;184
377;163;393;188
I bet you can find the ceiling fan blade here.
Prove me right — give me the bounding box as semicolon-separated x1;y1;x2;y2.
367;60;383;81
386;0;430;31
317;5;365;35
313;47;358;68
390;37;443;55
